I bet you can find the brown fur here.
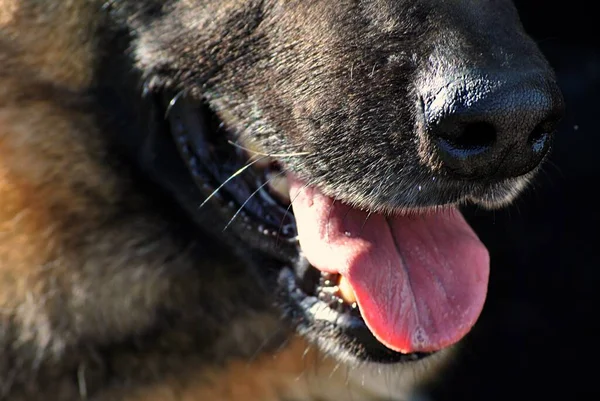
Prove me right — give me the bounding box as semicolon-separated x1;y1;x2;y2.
108;338;360;401
1;2;200;399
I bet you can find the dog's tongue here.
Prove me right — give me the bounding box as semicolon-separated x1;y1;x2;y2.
289;176;489;354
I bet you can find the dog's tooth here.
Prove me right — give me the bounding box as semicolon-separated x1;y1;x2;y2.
320;285;339;294
337;275;357;305
266;172;291;204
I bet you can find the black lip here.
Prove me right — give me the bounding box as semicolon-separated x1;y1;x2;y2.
164;94;298;261
279;267;431;363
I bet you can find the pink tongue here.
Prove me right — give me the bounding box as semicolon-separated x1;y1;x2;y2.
289;176;489;354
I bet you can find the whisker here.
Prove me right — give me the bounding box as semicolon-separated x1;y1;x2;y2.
276;180;310;246
227;140;310;158
164;90;186;119
340;206;354;235
223;170;287;232
326;199;337;242
359;211;373;236
247;325;285;365
328;362;341;379
199;155;270;209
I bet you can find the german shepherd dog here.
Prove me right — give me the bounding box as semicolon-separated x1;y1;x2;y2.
0;1;563;400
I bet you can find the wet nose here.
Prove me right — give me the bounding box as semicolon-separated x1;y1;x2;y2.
424;73;564;180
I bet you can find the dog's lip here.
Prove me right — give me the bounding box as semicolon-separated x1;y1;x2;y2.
162;93;466;247
164;94;300;260
163;92;523;233
278;267;432;363
286;165;532;216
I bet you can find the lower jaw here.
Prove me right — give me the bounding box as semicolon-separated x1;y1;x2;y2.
278;268;433;364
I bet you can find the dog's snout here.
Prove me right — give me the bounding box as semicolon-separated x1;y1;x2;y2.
423;73;564;180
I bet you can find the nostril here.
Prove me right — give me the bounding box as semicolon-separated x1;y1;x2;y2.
437;122;497;168
528;116;558;153
452;121;497;150
435;120;497;159
422;73;564;180
528;125;550;154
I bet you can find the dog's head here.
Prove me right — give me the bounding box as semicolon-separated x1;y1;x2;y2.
111;0;563;364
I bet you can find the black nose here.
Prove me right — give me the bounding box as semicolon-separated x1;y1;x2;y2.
424;74;564;180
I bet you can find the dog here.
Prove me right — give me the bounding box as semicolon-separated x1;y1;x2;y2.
0;1;563;400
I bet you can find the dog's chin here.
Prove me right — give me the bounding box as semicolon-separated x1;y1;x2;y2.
468;174;534;209
150;92;533;366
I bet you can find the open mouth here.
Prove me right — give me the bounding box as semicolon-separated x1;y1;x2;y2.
160;94;490;363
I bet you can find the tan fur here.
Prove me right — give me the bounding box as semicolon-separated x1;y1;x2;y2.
0;0;99;89
0;66;166;346
108;336;441;401
0;0;102;328
114;337;326;401
0;0;18;27
0;0;204;380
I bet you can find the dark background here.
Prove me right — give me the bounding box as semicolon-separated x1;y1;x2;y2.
425;2;600;400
